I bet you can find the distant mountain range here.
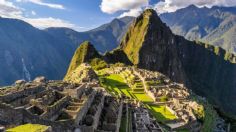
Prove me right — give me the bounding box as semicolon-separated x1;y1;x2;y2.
46;16;133;53
1;5;236;86
0;16;133;86
160;5;236;53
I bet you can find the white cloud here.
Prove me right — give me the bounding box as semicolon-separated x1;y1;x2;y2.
100;0;236;17
100;0;148;14
17;0;65;9
24;17;75;29
0;0;23;18
24;17;88;31
31;10;36;15
119;8;143;18
0;0;80;31
155;0;236;14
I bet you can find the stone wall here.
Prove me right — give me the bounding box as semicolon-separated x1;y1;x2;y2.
74;90;96;126
116;100;123;132
92;95;105;129
23;109;74;131
64;84;86;99
41;96;70;119
0;103;23;126
101;123;117;131
0;102;76;131
0;86;45;103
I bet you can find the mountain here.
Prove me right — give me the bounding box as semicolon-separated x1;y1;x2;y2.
46;16;134;53
0;17;75;86
65;41;101;77
0;16;133;86
120;9;236;116
65;40;132;74
160;5;236;53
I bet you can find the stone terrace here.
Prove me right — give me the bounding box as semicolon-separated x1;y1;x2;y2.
0;77;105;131
133;68;202;131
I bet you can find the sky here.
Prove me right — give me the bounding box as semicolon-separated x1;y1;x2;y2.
0;0;236;31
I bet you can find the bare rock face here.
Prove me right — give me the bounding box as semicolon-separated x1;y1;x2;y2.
103;49;132;65
15;80;26;85
33;76;47;83
120;9;236;116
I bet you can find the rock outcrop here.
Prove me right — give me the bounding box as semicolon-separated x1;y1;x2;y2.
103;49;132;65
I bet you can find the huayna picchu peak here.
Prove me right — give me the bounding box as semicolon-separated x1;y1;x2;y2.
1;5;236;132
120;9;173;65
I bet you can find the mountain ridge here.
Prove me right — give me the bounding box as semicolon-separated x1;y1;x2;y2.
160;5;236;53
46;16;134;53
0;16;133;86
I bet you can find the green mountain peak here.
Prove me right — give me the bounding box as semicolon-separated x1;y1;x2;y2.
65;41;101;77
120;9;171;65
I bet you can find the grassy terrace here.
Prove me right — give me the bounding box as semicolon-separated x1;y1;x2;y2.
147;105;177;122
7;124;50;132
99;74;133;98
98;71;176;123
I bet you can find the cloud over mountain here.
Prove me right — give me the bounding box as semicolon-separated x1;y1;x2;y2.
100;0;236;17
118;8;143;18
0;0;77;30
0;0;23;18
155;0;236;13
100;0;148;14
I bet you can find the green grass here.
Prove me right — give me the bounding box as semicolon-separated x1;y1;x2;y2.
90;58;108;70
202;104;217;132
133;93;153;103
147;105;177;122
101;74;132;98
7;124;50;132
99;73;176;123
191;95;217;132
177;129;190;132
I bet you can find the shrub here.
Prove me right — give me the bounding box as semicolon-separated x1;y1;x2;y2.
160;96;168;102
90;58;108;70
112;62;126;67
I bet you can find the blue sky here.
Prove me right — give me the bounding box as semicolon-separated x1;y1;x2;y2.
0;0;235;31
17;0;119;30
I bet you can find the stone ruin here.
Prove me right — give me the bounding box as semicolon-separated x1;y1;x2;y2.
0;76;124;132
133;106;163;132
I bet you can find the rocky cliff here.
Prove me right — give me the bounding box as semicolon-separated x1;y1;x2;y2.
120;9;236;116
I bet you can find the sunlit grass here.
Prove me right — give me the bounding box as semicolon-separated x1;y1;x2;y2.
134;93;153;103
101;74;132;98
7;124;49;132
99;72;176;123
147;105;177;122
